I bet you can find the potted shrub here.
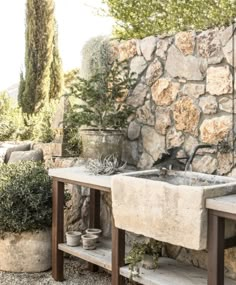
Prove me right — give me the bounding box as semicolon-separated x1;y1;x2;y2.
125;239;162;279
65;60;135;160
0;161;52;272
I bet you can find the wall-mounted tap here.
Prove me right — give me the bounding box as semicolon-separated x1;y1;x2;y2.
185;144;215;171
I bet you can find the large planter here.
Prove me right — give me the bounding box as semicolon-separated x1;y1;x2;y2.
0;229;51;272
79;128;124;160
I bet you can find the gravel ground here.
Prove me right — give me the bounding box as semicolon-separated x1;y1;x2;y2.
0;258;112;285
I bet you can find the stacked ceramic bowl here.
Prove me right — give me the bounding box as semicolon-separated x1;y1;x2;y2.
82;228;102;250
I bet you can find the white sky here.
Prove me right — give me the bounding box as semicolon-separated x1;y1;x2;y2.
0;0;113;91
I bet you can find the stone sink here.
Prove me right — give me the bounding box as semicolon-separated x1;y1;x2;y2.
111;169;236;250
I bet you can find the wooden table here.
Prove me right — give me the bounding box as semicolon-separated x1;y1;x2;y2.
207;195;236;285
49;166;124;284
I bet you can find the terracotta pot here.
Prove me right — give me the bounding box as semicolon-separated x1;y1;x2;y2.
79;128;124;160
86;228;102;242
66;231;82;247
81;234;98;250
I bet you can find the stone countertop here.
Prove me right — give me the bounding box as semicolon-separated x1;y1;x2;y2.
48;166;113;192
206;194;236;215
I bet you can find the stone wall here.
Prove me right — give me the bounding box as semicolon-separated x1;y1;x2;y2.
114;24;236;278
114;25;236;177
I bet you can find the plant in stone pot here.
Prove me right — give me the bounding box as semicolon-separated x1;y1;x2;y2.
64;60;135;160
0;161;52;273
125;239;162;279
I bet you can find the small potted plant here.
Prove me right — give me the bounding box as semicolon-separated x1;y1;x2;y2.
0;161;55;272
125;239;162;279
64;60;135;160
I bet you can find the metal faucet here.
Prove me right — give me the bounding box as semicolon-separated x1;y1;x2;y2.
185;144;214;171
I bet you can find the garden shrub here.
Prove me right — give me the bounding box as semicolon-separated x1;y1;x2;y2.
27;99;58;143
0;92;58;143
102;0;236;39
0;161;52;233
0;92;29;141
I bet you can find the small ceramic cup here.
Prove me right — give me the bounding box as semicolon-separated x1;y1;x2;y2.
85;228;102;243
66;231;82;247
81;234;98;250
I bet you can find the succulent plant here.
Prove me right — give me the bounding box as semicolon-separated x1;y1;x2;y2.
86;154;126;175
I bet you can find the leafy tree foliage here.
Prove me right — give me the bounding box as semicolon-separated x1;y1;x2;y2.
64;68;80;88
20;0;63;114
102;0;236;39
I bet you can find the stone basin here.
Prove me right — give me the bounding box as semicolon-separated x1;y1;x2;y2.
111;169;236;250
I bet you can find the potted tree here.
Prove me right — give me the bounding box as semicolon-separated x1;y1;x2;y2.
65;60;135;160
125;239;162;279
0;161;52;272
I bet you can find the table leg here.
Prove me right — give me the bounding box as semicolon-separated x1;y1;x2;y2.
112;220;125;285
208;211;225;285
52;180;64;281
88;188;101;272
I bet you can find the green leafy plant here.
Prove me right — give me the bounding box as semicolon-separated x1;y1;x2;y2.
102;0;236;39
125;239;162;279
65;60;135;130
0;162;52;234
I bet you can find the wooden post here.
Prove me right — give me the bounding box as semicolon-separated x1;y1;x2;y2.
52;180;64;281
208;211;225;285
112;219;125;285
88;188;101;272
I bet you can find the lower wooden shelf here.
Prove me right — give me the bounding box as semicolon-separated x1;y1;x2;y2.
58;239;112;271
120;257;236;285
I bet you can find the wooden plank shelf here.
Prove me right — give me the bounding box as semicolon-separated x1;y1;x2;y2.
120;258;236;285
59;239;112;271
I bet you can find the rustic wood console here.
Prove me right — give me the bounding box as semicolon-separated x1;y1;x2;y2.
49;167;236;285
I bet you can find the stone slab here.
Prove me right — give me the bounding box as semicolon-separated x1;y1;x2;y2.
49;166;112;192
206;194;236;214
112;170;236;250
120;257;236;285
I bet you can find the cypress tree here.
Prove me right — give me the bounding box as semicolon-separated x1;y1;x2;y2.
49;25;64;100
21;0;63;114
18;70;25;107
